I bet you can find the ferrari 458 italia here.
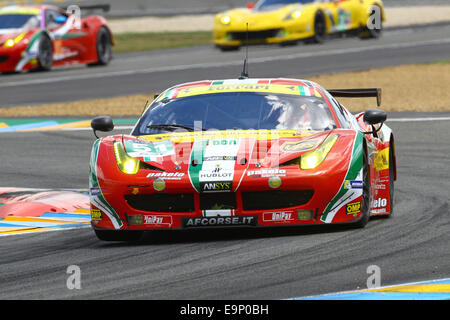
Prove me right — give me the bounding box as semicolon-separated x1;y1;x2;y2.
0;4;113;73
89;77;395;241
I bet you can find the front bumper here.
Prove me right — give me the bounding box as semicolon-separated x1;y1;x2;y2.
213;22;314;47
0;46;37;72
90;169;363;231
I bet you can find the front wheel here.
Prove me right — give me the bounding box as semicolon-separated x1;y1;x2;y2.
312;13;326;44
352;146;371;228
37;34;53;71
94;229;144;242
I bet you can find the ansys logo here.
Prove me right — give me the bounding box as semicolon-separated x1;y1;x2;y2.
201;181;232;192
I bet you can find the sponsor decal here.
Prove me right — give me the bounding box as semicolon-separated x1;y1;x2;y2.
124;139;174;160
201;181;233;192
143;215;172;226
247;169;286;178
199;172;233;180
280;139;320;153
90;187;101;196
372;198;387;209
344;180;363;190
263;211;294;222
203;156;236;161
91;209;102;221
189;137;240;193
147;172;185;180
374;148;389;172
183;216;257;228
171;83;322;100
346;202;361;215
207;139;237;146
203;209;235;217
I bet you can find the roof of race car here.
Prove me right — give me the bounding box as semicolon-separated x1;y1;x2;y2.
155;78;325;102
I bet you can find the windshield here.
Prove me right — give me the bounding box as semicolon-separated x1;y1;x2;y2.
0;14;39;30
133;92;336;136
255;0;316;10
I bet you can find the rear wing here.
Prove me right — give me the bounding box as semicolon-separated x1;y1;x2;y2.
62;4;111;13
328;88;382;107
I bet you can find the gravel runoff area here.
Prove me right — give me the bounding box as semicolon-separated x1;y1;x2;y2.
107;5;450;33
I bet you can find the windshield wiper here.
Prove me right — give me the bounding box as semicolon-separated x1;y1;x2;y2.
146;124;206;132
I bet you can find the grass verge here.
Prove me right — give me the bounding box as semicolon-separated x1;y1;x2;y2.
1;61;449;118
112;31;213;54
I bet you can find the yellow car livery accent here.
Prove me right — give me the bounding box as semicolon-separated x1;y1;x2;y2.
0;7;41;15
214;0;385;49
374;146;389;172
156;83;322;103
140;129;320;144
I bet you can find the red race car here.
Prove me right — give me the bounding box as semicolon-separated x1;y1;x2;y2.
89;78;396;241
0;4;113;73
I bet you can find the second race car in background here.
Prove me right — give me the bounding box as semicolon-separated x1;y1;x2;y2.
214;0;385;51
0;4;113;73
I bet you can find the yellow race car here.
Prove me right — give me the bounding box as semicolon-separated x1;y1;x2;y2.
213;0;385;51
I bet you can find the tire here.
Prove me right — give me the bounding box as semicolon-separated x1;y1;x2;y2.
94;229;144;242
359;6;383;39
88;27;112;66
37;33;53;71
352;146;371;228
387;144;395;216
311;12;326;44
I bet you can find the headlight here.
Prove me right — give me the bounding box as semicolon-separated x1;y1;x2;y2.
284;9;302;21
220;15;231;25
4;39;15;48
300;134;338;169
113;141;140;174
3;33;26;48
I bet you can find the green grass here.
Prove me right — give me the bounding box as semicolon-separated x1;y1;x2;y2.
112;31;213;53
433;59;450;64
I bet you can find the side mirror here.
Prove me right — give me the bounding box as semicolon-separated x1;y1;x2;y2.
247;2;255;9
362;109;387;135
91;116;114;138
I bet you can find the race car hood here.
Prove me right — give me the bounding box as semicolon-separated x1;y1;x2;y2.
121;129;334;192
0;29;22;43
221;4;303;29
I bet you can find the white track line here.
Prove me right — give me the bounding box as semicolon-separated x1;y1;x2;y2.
387;117;450;122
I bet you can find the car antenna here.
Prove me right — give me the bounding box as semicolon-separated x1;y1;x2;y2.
239;22;249;79
142;99;149;114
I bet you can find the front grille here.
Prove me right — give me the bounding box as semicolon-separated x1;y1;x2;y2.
0;56;8;63
242;190;314;211
200;192;237;210
229;29;281;41
125;193;195;212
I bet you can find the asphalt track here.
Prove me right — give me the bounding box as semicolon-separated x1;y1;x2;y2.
0;114;450;299
0;22;450;300
1;23;450;107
